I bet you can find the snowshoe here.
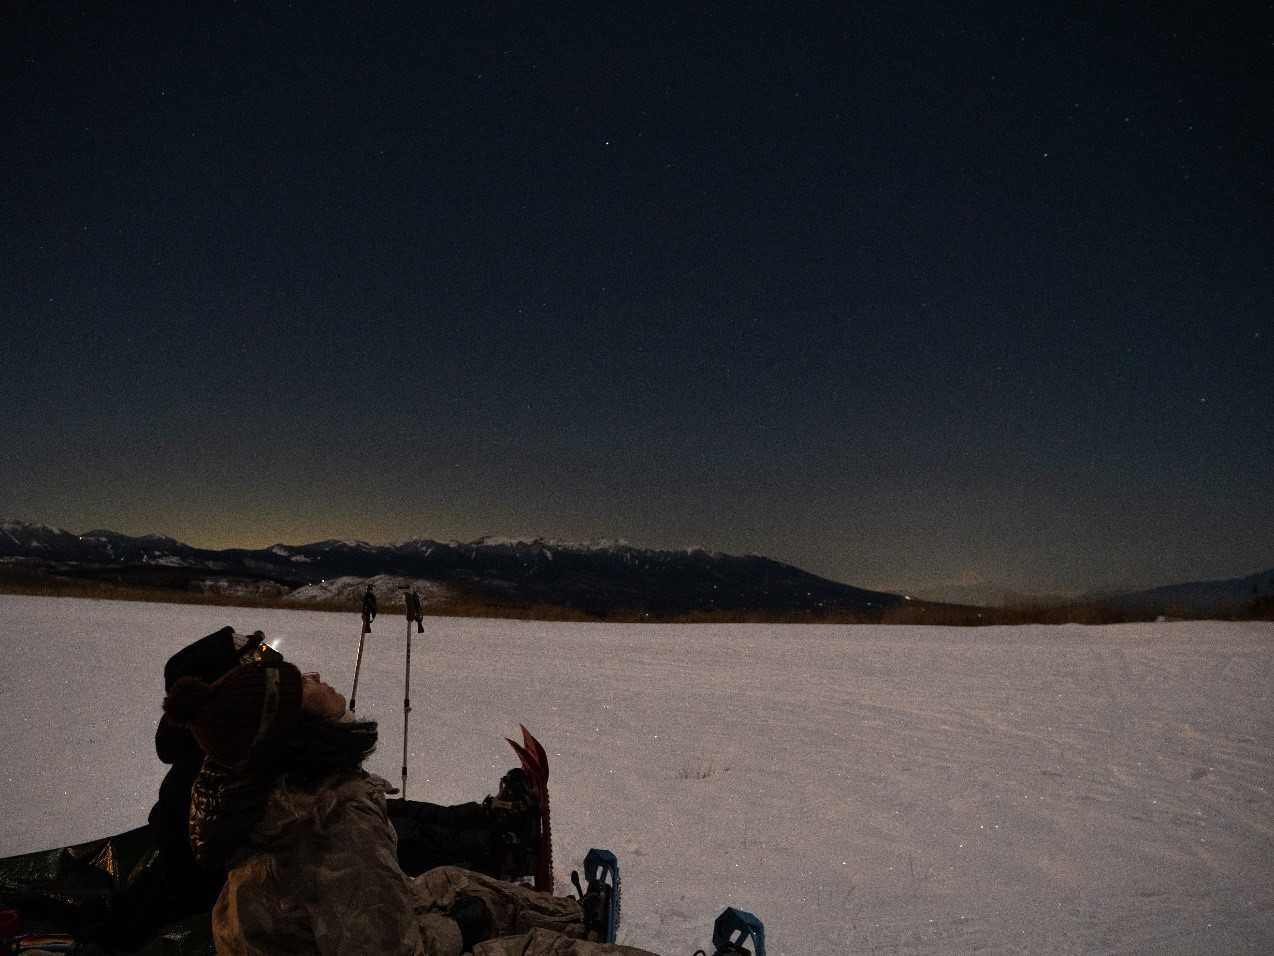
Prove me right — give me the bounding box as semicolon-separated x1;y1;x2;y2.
692;907;766;956
571;848;620;944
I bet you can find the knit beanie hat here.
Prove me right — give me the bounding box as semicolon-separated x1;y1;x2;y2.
163;661;304;768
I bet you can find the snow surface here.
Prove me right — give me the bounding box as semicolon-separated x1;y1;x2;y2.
0;595;1270;954
287;575;449;605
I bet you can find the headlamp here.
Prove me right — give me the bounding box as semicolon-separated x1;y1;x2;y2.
252;637;285;668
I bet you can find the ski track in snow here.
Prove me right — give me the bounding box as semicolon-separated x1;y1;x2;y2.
0;596;1271;955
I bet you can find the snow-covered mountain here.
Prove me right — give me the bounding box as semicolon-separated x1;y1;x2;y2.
0;520;202;567
5;519;1267;618
0;519;909;617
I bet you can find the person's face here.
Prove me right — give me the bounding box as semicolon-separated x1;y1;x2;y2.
300;672;347;720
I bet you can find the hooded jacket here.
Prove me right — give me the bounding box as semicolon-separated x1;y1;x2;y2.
195;768;658;956
205;769;462;956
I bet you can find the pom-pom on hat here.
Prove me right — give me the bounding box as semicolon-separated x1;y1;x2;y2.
163;661;303;768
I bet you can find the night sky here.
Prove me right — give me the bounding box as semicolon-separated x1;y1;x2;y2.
3;2;1270;598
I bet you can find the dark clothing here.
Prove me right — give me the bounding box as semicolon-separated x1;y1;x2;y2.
189;762;280;871
191;760;504;879
161;625;244;689
147;755;225;898
151;629;244;876
149;626;246;887
363;589;378;632
204;772;657;956
388;799;493;877
94;627;246;949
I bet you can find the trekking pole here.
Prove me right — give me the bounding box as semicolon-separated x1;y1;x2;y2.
350;584;380;712
401;605;413;798
349;596;372;713
350;622;368;713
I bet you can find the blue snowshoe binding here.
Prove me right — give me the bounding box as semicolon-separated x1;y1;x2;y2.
571;848;620;944
693;906;766;956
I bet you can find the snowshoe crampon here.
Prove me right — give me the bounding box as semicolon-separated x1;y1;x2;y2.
571;848;620;944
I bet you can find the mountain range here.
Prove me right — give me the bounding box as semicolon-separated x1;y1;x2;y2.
1082;568;1274;616
0;519;912;618
2;520;1267;620
913;570;1274;616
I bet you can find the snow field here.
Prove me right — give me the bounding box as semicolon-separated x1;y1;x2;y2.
0;596;1270;954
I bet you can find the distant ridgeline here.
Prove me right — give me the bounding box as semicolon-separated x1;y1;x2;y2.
0;519;911;620
4;521;1267;622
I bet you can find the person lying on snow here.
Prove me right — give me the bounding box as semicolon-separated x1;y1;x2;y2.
101;627;543;950
161;650;657;955
178;631;540;875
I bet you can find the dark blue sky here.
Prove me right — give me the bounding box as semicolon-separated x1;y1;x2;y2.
3;1;1270;596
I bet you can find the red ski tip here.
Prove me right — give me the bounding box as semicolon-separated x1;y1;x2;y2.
518;725;550;781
